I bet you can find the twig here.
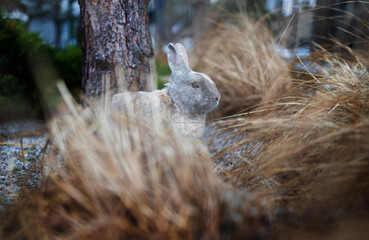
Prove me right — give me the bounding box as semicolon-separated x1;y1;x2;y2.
37;136;53;177
20;138;27;166
0;142;40;147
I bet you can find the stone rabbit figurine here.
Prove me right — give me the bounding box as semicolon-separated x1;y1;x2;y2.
111;43;220;137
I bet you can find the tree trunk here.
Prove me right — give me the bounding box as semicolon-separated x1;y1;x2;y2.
79;0;154;97
313;0;369;51
313;0;346;48
192;0;210;45
52;0;61;48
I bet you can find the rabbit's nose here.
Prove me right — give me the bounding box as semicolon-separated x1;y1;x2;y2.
216;93;221;101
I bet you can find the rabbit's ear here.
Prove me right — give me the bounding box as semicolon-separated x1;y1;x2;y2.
167;43;189;74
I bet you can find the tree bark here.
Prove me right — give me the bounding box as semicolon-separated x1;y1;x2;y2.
192;0;210;45
313;0;369;51
79;0;154;97
52;0;61;48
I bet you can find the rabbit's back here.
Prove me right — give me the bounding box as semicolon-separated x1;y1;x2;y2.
111;89;206;137
111;90;171;115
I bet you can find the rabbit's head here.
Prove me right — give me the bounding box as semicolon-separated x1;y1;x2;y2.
165;43;220;116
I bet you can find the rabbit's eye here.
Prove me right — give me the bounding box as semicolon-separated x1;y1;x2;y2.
191;82;200;89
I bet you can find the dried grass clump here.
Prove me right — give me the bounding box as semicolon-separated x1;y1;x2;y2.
1;87;268;239
193;16;290;117
208;48;369;237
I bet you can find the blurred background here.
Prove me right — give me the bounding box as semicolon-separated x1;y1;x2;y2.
0;0;368;120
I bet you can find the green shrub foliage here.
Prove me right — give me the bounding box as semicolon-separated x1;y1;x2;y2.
48;45;82;98
0;10;82;120
155;58;170;90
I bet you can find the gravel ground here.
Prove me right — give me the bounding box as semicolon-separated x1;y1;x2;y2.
0;120;48;212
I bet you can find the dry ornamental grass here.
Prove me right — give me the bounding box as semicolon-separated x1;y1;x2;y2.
206;46;369;238
1;85;268;239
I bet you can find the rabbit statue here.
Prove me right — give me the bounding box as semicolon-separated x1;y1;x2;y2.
111;43;220;138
